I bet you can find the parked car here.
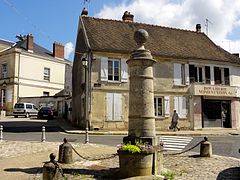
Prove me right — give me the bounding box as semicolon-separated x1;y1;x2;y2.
13;102;38;118
37;106;57;119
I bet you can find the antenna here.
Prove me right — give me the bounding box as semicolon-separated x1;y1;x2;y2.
205;18;213;36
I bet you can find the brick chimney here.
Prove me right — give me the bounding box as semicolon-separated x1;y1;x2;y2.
196;24;201;33
53;42;64;59
27;34;33;52
122;11;134;22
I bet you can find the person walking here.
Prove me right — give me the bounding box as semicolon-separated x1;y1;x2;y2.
171;109;180;131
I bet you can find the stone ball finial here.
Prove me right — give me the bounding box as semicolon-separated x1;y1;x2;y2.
134;29;149;48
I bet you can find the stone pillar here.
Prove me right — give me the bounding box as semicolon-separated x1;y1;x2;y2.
127;29;156;139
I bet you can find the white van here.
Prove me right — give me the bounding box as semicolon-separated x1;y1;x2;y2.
13;102;38;118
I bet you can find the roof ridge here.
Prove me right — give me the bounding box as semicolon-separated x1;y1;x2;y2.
0;38;15;44
82;16;202;34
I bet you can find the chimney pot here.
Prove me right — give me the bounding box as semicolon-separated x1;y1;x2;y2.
27;34;33;52
196;24;201;33
53;42;64;59
122;11;134;22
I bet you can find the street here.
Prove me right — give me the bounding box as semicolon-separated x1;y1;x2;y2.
1;117;240;158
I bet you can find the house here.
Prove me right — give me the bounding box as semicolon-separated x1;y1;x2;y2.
72;10;240;130
0;34;72;115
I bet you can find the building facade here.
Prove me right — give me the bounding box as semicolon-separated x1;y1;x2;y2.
0;34;71;114
72;11;240;130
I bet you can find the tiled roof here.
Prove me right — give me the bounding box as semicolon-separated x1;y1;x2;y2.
80;16;240;64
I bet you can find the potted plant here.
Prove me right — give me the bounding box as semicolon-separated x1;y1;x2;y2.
117;141;155;178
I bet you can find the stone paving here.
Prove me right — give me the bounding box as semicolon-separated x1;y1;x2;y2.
0;140;240;179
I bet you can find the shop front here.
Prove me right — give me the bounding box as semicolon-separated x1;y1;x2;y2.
190;85;240;129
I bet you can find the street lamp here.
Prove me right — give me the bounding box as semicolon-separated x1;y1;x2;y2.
82;58;89;144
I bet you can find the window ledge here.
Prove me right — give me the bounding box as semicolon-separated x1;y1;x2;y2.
173;84;188;87
105;120;123;122
155;117;168;120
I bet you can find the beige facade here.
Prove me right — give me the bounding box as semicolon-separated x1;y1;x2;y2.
72;13;240;130
0;36;70;114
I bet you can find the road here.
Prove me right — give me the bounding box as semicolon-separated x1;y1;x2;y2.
1;117;240;158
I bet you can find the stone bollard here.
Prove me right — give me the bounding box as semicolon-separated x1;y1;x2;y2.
43;153;64;180
0;125;3;141
41;126;46;142
200;137;212;157
58;138;73;164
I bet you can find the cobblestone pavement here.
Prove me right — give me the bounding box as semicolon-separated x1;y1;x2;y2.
0;140;240;179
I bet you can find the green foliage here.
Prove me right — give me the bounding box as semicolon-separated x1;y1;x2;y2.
121;144;141;154
161;170;176;180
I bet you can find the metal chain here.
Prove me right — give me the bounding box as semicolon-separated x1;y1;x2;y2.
71;145;118;161
164;139;205;156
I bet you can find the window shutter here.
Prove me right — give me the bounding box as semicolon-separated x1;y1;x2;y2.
174;96;179;114
106;93;113;120
185;64;190;85
174;63;182;85
121;58;128;82
100;57;108;81
164;96;170;117
114;93;122;120
179;96;187;118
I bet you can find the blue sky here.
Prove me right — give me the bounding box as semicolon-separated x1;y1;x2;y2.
1;0;240;61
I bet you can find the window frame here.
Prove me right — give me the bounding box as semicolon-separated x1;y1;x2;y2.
108;58;120;82
154;97;164;117
1;64;7;79
43;91;50;96
44;67;50;81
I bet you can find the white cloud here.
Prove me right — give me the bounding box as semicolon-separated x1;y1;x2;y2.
64;42;74;59
95;0;240;53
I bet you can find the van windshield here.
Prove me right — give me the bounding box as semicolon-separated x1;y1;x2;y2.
14;103;24;108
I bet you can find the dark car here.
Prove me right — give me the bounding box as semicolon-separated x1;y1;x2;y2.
37;106;56;119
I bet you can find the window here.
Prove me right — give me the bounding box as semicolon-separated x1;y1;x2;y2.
100;57;128;82
43;91;49;96
154;97;163;117
44;67;50;81
26;104;32;109
214;67;221;84
205;66;211;84
189;65;203;83
108;59;120;81
224;68;230;85
106;93;122;121
1;64;7;79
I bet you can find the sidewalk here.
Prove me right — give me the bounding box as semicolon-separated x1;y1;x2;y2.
58;119;240;136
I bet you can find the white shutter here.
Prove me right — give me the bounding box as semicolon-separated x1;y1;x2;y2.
164;96;170;117
121;58;128;82
100;57;108;81
180;96;187;118
210;65;214;85
185;64;190;85
174;63;182;85
174;96;179;114
106;93;113;120
114;93;122;120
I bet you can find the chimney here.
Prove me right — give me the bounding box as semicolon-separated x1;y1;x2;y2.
53;42;64;59
27;34;33;52
81;7;88;16
122;11;134;22
196;24;201;33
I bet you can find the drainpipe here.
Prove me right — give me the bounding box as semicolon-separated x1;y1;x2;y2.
17;52;20;102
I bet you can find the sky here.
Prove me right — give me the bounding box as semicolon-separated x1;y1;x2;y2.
1;0;240;61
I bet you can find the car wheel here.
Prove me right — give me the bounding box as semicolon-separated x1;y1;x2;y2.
25;113;29;118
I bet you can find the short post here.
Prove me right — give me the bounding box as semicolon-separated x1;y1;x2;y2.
43;153;64;180
200;137;212;157
85;127;89;144
0;125;3;141
41;126;46;142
